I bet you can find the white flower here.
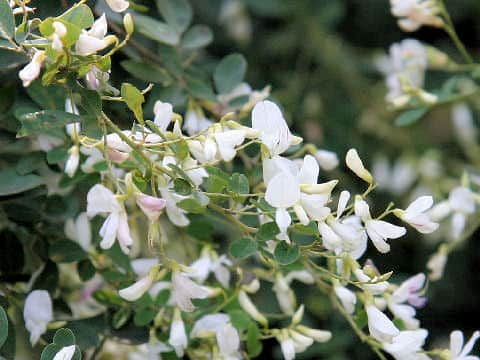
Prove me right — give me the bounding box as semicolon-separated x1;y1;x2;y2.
278;330;296;360
163;155;208;187
264;155;335;240
19;51;46;87
158;186;190;227
378;39;429;105
355;197;406;253
238;290;268;326
449;330;480;360
388;273;426;329
65;146;80;178
53;345;76;360
217;323;242;359
75;14;110;56
383;329;429;360
390;0;443;32
183;108;213;136
354;269;389;295
346;149;373;183
366;305;400;343
295;325;332;343
24;290;53;345
65;212;91;251
51;21;67;52
252;100;301;156
189;249;232;288
168;308;188;357
65;98;80;139
170;271;209;312
86;184;133;253
314;149;339;171
395;196;439;234
448;187;476;240
153;100;174;132
106;0;129;12
119;275;155;302
334;285;357;314
273;273;297;315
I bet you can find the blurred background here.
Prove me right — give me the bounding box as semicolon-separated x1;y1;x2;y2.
1;0;480;359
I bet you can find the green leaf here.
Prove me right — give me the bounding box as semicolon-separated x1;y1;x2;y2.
177;198;206;214
40;344;62;360
0;0;15;40
77;259;96;281
229;309;251;332
156;0;192;34
0;306;8;349
16;153;45;175
174;178;192;196
121;83;145;124
395;108;428;127
246;322;263;358
121;60;172;85
133;14;180;45
185;75;216;101
47;145;69;165
53;328;76;347
213;54;247;94
181;25;213;50
60;4;94;28
16;110;81;137
256;222;279;241
48;240;88;263
229;238;257;259
112;308;132;330
274;241;300;265
133;308;156;326
0;169;43;196
0;310;14;359
228;173;249;194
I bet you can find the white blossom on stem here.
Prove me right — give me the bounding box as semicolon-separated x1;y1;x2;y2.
366;305;400;343
449;330;480;360
390;0;443;32
19;51;46;87
168;308;188;357
86;184;133;253
24;290;53;345
170;271;209;312
395;196;439;234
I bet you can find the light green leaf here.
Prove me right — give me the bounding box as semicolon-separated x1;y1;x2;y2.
0;169;43;196
60;4;94;28
214;53;247;94
228;173;250;194
121;83;145;124
0;306;8;349
133;14;179;45
185;75;216;101
0;0;15;40
177;198;206;214
156;0;192;34
395;107;428;127
246;322;263;358
274;241;300;265
181;25;213;50
229;238;257;259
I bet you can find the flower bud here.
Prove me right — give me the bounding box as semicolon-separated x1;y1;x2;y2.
296;325;332;343
65;146;80;178
238;290;268;326
346;149;373;184
123;13;134;35
106;0;129;12
300;180;338;195
136;195;167;222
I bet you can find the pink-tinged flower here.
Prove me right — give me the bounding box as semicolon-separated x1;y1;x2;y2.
136;195;167;221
